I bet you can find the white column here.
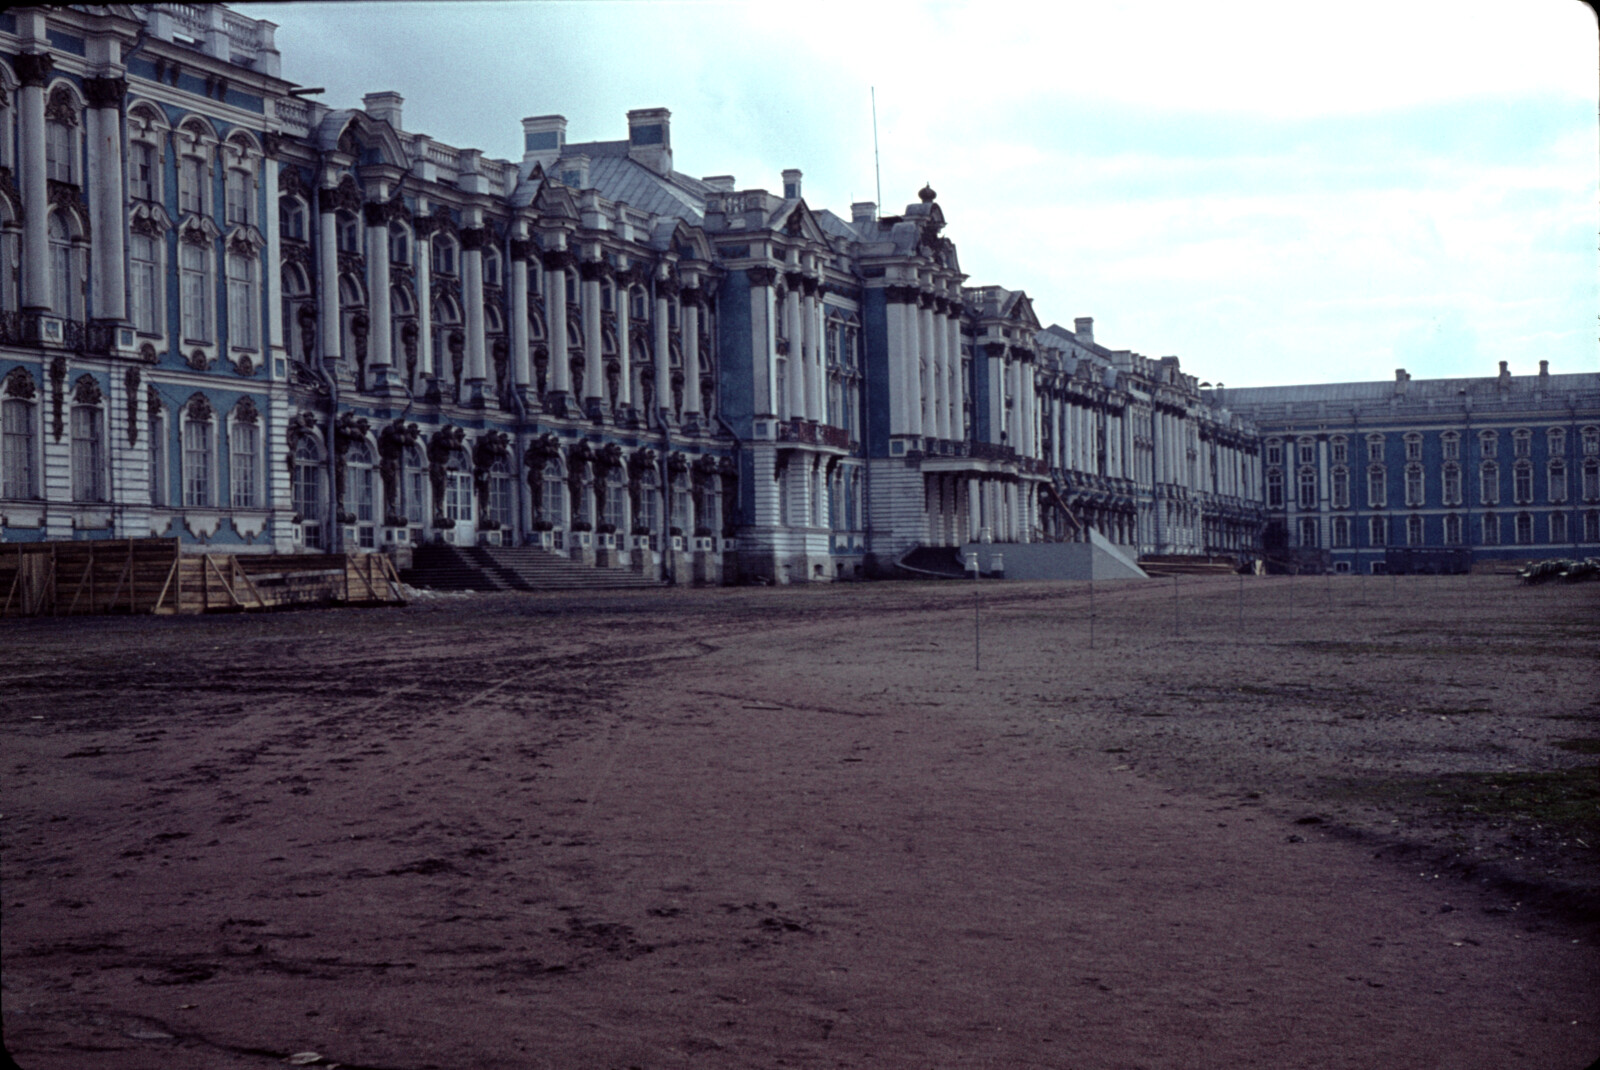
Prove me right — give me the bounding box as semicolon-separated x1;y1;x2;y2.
934;304;951;442
545;255;570;396
364;203;392;381
616;271;634;411
811;287;827;423
905;295;923;438
680;292;698;416
947;315;963;440
18;54;49;310
87;78;126;322
264;148;283;355
462;226;487;398
800;284;818;421
1006;361;1022;451
581;263;604;409
784;284;803;420
317;185;341;361
920;300;938;436
510;243;530;392
654;285;672;420
415;233;433;379
885;293;906;435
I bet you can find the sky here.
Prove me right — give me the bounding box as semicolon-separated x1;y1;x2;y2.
235;0;1599;388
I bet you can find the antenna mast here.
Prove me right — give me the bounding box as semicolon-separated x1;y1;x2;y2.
871;87;882;219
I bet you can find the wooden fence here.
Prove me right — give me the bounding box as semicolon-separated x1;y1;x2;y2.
0;539;406;617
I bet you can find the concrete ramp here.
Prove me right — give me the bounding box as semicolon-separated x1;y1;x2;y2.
959;531;1149;581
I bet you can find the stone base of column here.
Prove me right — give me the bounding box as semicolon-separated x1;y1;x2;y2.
366;366;406;397
463;379;490;408
680;413;705;436
512;384;539;410
542;390;579;419
583;396;606;423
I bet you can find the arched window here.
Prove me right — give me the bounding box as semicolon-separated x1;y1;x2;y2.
483;248;502;288
1512;428;1531;458
1444;514;1462;545
605;468;627;531
1514;512;1533;544
541;460;565;527
147;396;168;507
1513;461;1533;504
2;374;40;500
1441;462;1462;506
130;138;159;202
1329;435;1348;465
1296;437;1315;466
1406;514;1424;546
282;263;312;361
1263;438;1283;467
1479;430;1498;459
1481;512;1500;545
1403;432;1422;462
48;212;78;319
1548;427;1566;456
70;379;104;502
346;440;377;548
1441;431;1460;461
45;87;78;184
1550;511;1567;544
1367;465;1386;508
1366;433;1384;464
403;444;427;526
178;148;207;215
444;450;472;522
1404;463;1424;507
0;200;19;314
292;437;325;548
1331;516;1350;548
638;469;660;535
1369;515;1388;547
486;456;515;528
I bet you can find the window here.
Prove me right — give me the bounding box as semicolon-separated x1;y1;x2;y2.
292;438;324;548
280;197;307;242
1298;517;1318;547
1480;461;1499;505
1369;515;1388;547
1406;514;1423;546
226;251;258;349
1367;466;1386;508
336;211;361;254
1585;511;1599;543
1404;433;1422;462
1444;514;1462;546
49;213;78;319
2;396;39;500
225;168;252;226
1514;512;1533;545
1479;430;1497;459
1330;467;1349;509
182;412;213;507
487;458;515;528
541;461;565;526
639;473;661;535
1550;511;1567;544
346;441;376;548
1513;429;1531;458
179;155;205;215
432;235;457;276
1297;468;1317;510
1441;432;1460;461
1513;461;1533;505
389;222;410;265
130;141;158;202
1331;516;1350;548
1583;427;1600;456
230;419;259;508
148;404;167;507
1547;428;1566;456
1264;440;1282;466
404;446;427;524
1297;438;1316;466
606;470;627;529
444;453;472;522
282;263;312;361
131;232;160;334
1366;434;1384;463
70;403;104;502
1404;463;1424;507
1481;513;1499;545
484;250;502;288
1441;463;1462;506
675;477;693;533
46;94;76;184
1585;459;1600;502
1330;437;1347;465
180;238;211;342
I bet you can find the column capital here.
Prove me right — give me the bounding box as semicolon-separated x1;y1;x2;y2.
84;75;128;109
459;226;488;251
16;52;54;89
746;265;778;288
540;247;576;272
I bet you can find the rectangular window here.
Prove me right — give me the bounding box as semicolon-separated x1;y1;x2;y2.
1587;462;1600;502
1331;516;1350;548
130;142;157;201
1367;468;1386;508
230;422;258;508
1442;465;1462;506
1297;441;1315;466
180;243;209;342
1406;514;1423;546
1299;517;1318;548
1444;514;1462;545
1480;464;1500;505
1549;464;1567;503
1330;439;1347;465
225;169;251;226
1369;515;1388;547
70;406;103;502
1331;468;1349;509
1585;511;1599;543
1298;470;1317;509
47;121;74;183
3;399;38;499
1367;437;1384;463
1515;512;1533;544
1480;433;1497;459
1481;514;1500;545
131;234;159;334
406;467;426;524
180;156;204;215
1514;464;1532;504
227;253;257;349
542;472;564;525
1550;511;1567;544
1404;436;1422;461
183;420;211;506
445;471;472;521
1442;434;1460;461
1405;465;1424;507
1514;432;1531;458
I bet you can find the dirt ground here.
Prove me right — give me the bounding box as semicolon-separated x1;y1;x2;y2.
2;573;1597;1070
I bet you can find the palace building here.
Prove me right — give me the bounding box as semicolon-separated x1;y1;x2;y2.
1;5;1589;585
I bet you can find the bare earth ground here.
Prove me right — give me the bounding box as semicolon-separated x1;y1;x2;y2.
2;574;1597;1070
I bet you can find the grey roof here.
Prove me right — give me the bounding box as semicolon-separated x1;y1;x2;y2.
580;155;704;225
1223;372;1600;407
813;209;860;243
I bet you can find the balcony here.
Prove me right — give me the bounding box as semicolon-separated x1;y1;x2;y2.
775;418;851;450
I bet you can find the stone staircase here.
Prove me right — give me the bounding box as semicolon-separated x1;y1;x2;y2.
1137;554;1241;577
401;544;663;592
897;545;969;578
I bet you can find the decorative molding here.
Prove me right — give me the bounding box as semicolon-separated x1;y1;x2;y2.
318;176;364;215
45;87;79;126
125;369;141;444
3;366;38;401
184;392;213;422
579;258;611;282
459;226;487;252
540;247;576;272
83;76;128;110
49;357;67;442
15;52;54;89
72;373;102;406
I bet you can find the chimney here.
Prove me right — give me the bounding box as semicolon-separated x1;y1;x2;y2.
1394;368;1409;395
362;91;403;130
626;107;672;175
522;115;566;174
1074;317;1094;346
851;201;876;225
702;175;736;192
782;169;802;200
1498;360;1511;380
1539;359;1549;379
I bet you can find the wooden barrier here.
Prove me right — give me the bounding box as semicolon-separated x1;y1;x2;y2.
0;539;405;617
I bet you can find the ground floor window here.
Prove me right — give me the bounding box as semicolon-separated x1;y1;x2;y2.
1298;516;1317;547
1406;514;1424;546
1443;514;1462;545
1481;513;1499;545
1550;511;1567;544
1514;512;1533;545
1369;515;1388;547
1330;516;1350;548
445;469;472;522
1585;511;1599;542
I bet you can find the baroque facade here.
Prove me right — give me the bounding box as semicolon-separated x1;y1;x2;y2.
7;3;1433;583
1223;362;1600;571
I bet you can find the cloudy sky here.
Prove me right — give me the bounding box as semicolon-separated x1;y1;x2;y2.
236;0;1597;388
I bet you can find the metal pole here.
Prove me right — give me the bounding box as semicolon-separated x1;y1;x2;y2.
1172;573;1179;638
973;582;980;672
1237;569;1243;633
1088;573;1096;651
